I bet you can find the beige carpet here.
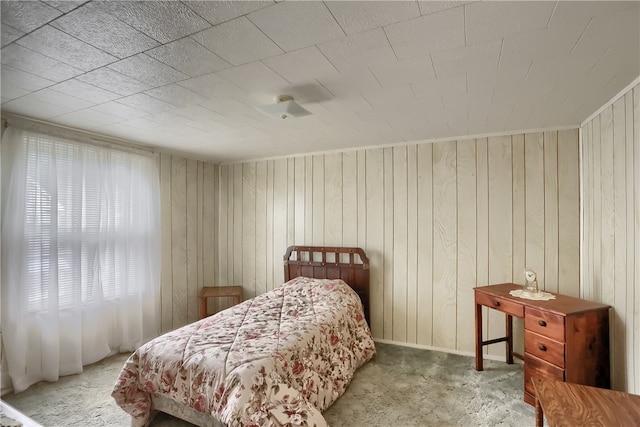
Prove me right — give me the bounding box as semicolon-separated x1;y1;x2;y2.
1;343;534;426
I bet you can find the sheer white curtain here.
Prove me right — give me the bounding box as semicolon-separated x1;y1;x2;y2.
1;127;160;393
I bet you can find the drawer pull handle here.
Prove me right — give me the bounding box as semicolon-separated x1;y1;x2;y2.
493;301;500;307
538;320;547;327
538;344;547;351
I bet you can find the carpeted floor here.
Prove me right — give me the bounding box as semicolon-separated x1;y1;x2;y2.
1;342;534;426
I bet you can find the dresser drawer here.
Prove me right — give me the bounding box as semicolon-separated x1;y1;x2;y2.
525;330;565;368
525;307;565;341
524;354;564;396
476;292;524;317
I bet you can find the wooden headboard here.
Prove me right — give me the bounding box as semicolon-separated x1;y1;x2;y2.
283;246;370;323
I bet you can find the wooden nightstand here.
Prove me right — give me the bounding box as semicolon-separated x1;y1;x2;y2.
198;286;244;319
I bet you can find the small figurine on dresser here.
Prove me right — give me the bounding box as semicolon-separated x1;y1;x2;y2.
523;268;540;297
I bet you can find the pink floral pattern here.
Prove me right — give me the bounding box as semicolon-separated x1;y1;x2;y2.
112;277;376;427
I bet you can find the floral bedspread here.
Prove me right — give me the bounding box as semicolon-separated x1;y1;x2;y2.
111;277;376;427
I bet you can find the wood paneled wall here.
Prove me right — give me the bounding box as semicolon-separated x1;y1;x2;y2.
581;82;639;393
217;130;580;356
159;153;218;333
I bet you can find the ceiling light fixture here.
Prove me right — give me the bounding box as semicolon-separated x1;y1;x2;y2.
257;95;311;120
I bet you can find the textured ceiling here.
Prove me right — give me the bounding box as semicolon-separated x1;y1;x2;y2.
1;1;639;163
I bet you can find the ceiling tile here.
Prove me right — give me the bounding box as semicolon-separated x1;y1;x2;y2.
178;73;248;99
28;88;95;110
49;79;121;104
92;1;210;44
215;61;289;93
370;56;436;88
54;109;122;127
146;38;231;77
548;1;639;28
418;1;470;16
262;47;338;83
318;28;397;73
77;68;151;96
316;69;382;97
1;0;61;32
1;44;83;81
90;101;149;120
43;1;87;13
411;74;467;101
144;84;209;108
571;5;640;58
50;2;159;58
1;23;23;47
115;93;176;114
500;22;585;68
325;1;420;35
361;85;417;109
1;65;54;94
431;39;502;77
248;2;344;51
385;7;464;59
2;95;77;119
465;1;556;45
467;62;530;98
16;25;117;71
191;17;283;65
183;0;273;26
107;54;188;87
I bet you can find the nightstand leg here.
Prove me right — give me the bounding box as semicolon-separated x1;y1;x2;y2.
506;314;513;364
475;302;483;371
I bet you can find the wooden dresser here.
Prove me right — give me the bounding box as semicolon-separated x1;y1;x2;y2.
474;283;610;405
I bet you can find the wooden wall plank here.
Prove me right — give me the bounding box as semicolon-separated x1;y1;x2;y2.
287;159;295;249
475;138;490;354
406;145;418;344
343;151;358;247
160;153;173;332
383;147;394;340
357;151;367;248
525;133;545;289
544;131;559;294
633;86;640;393
305;157;313;246
511;134;526;354
266;160;274;291
557;129;580;297
242;163;257;298
592;116;602;302
171;157;187;328
600;106;616;312
612;97;628;391
324;153;343;246
255;161;267;297
203;163;216;313
273;159;287;287
197;162;204;293
392;146;408;342
456;139;477;352
417;143;433;346
233;164;243;291
366;149;384;338
312;155;325;246
185;159;198;324
432;140;457;349
487;136;513;356
294;157;306;245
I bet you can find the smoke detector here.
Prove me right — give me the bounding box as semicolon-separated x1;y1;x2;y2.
257;95;311;119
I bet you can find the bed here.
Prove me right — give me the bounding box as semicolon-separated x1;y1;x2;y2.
112;246;376;427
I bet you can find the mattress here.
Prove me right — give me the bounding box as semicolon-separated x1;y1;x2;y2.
112;276;376;427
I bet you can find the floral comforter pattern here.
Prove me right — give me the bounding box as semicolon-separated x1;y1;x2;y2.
112;277;376;427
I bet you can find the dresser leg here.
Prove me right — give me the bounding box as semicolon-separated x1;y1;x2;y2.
506;314;513;364
475;302;483;371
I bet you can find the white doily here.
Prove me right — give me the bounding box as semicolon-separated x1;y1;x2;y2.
509;289;556;301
